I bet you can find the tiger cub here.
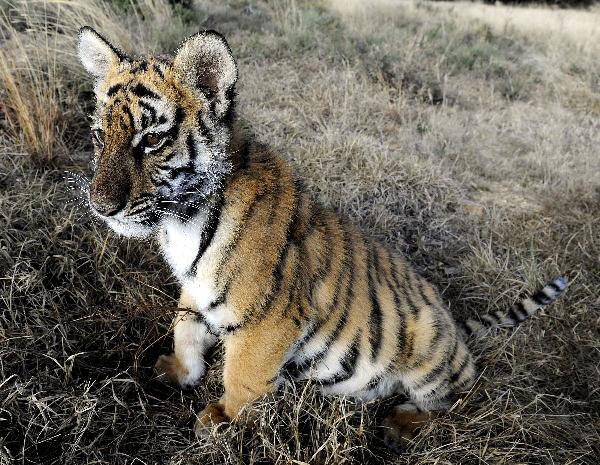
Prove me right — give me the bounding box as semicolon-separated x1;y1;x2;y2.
77;27;567;448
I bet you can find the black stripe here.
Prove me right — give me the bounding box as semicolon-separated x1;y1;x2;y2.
381;249;407;364
250;187;302;320
197;112;214;144
411;274;435;316
281;359;303;380
289;282;305;323
213;194;261;278
514;301;528;318
131;83;160;100
129;201;150;214
428;317;443;352
290;188;316;261
153;64;164;79
304;224;351;349
267;178;283;225
449;356;470;385
161;150;177;164
191;312;219;336
367;242;383;360
414;335;459;388
183;199;200;220
414;280;447;357
390;261;421;318
447;336;460;368
289;179;306;245
507;306;523;323
215;182;300;330
131;60;148;73
207;288;227;310
107;84;123;97
531;290;552;306
187;133;198;163
293;308;351;379
320;225;335;279
316;235;355;355
549;282;562;293
281;286;295;318
223;323;242;333
305;249;355;370
307;230;332;310
319;332;361;387
236;139;251;171
156;163;176;172
123;106;135;128
109;98;122;113
129;195;153;211
139;101;157;126
365;374;383;392
128;203;151;216
166;107;186;141
372;244;385;286
461;321;473;336
413;361;447;390
189;195;225;275
156;179;172;189
133;149;145;168
403;332;415;361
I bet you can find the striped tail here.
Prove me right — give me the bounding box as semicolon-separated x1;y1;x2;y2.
461;276;568;338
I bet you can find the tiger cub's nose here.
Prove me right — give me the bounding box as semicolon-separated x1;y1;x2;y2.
90;195;127;217
89;170;129;217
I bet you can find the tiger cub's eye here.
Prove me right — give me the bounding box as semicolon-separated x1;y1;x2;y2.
143;132;162;147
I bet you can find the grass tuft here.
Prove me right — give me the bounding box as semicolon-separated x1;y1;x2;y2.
1;0;598;464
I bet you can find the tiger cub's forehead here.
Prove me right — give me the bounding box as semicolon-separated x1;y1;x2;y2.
95;57;195;109
92;58;201;138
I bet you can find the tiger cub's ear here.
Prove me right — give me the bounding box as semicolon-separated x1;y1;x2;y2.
78;26;124;82
173;30;238;119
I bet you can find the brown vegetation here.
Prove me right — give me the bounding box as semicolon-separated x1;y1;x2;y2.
1;0;598;463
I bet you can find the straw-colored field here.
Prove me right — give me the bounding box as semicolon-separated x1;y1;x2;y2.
1;1;598;463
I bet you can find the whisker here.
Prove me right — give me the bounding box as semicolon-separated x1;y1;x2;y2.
154;208;206;229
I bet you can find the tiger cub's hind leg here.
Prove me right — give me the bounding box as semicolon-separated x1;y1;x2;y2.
383;338;476;451
155;289;218;389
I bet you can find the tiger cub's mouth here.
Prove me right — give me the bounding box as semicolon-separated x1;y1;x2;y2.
101;214;156;239
92;193;209;239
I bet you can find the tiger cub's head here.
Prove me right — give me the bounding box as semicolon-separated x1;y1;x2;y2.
77;27;238;238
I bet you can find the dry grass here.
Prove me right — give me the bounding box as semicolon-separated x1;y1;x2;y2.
1;0;599;464
432;1;600;52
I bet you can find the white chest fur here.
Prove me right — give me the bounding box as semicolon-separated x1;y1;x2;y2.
158;209;241;331
158;214;220;315
159;217;204;279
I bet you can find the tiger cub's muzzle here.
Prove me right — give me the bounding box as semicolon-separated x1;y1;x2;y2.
89;165;130;217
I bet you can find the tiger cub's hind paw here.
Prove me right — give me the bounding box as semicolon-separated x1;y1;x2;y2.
382;403;434;452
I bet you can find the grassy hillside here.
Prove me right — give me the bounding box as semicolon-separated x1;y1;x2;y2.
1;0;598;463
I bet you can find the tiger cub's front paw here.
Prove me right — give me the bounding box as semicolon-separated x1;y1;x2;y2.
195;402;229;437
154;353;204;389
